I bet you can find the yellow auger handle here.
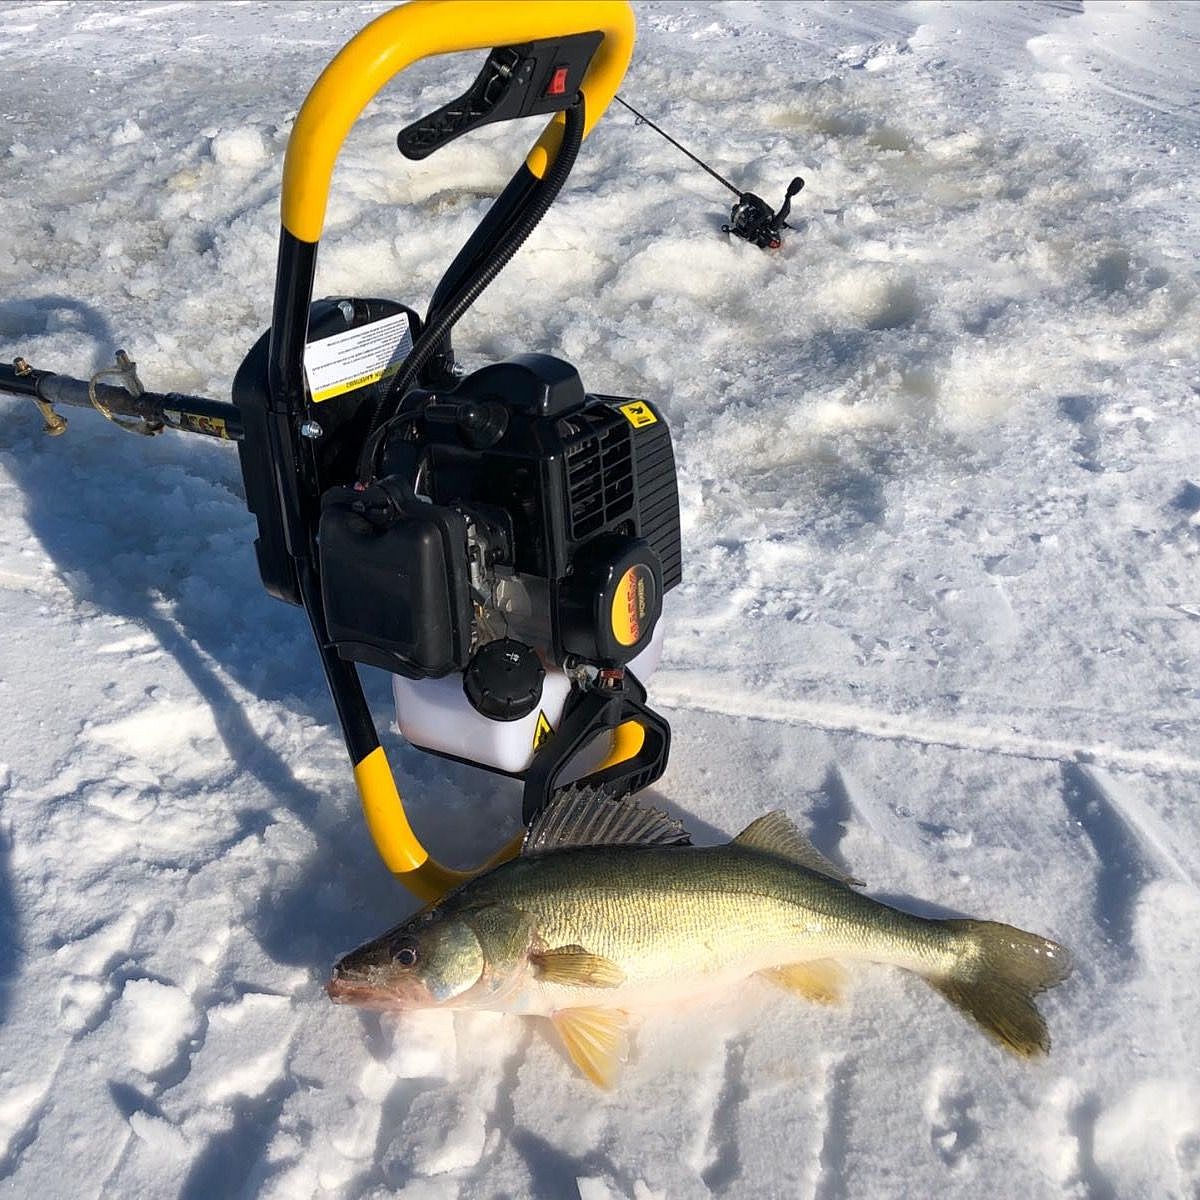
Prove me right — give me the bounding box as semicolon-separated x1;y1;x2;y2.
354;747;478;902
355;720;646;903
281;0;637;244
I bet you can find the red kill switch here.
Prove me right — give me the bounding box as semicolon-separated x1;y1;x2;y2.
545;66;569;97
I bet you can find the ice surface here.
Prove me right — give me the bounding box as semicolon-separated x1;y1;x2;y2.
1;1;1198;1197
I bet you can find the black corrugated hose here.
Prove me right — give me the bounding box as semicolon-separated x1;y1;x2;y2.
356;95;586;484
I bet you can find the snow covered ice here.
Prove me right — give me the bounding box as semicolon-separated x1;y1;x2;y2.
1;1;1198;1196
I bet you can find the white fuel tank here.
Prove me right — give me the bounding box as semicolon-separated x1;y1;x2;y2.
393;618;667;775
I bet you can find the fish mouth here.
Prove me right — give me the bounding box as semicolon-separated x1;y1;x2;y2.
326;974;412;1011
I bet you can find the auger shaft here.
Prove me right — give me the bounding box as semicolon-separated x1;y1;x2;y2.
1;357;243;442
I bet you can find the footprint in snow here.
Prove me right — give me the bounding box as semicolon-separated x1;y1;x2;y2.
925;1069;980;1169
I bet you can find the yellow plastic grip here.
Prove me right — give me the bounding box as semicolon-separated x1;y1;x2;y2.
353;746;473;902
282;0;636;243
595;719;646;772
354;719;647;901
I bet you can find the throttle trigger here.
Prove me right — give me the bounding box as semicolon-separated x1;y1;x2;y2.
397;32;604;161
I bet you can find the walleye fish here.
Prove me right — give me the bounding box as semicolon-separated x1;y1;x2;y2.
328;790;1071;1087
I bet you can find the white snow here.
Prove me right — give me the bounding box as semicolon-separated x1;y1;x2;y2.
1;0;1199;1196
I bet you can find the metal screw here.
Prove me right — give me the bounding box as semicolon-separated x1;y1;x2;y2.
36;400;68;436
338;300;355;323
300;421;323;439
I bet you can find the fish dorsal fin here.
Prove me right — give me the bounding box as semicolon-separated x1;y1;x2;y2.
523;786;691;855
550;1006;631;1090
732;812;863;886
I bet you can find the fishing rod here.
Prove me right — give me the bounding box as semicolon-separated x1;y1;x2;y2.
613;93;804;249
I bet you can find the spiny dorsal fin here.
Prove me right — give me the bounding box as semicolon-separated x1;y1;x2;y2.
531;946;625;988
523;786;691;855
550;1006;631;1090
732;811;863;886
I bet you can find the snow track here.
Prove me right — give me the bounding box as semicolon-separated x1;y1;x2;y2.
658;675;1200;780
2;1;1199;1197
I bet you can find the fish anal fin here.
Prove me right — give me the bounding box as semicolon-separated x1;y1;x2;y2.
531;945;625;988
550;1006;630;1089
760;959;846;1005
733;812;863;886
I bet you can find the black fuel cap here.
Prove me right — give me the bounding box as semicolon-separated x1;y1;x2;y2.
463;639;545;722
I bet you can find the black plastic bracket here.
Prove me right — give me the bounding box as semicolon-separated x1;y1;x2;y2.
520;671;671;826
397;32;603;160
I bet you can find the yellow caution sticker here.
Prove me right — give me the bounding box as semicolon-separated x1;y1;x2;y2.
618;401;658;429
309;367;396;403
533;710;554;752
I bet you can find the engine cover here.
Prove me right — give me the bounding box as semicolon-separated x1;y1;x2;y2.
317;350;682;679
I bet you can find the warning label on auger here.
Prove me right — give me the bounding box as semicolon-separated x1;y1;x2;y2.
303;313;413;403
618;401;658;429
532;711;554;752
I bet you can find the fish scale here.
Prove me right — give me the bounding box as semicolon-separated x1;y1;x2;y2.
461;844;960;1000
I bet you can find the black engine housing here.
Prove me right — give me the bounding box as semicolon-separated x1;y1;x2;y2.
318;350;681;679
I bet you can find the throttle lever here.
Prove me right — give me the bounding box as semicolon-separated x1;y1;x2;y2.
397;32;603;161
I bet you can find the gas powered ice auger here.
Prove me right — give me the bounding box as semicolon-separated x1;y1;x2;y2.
1;1;684;901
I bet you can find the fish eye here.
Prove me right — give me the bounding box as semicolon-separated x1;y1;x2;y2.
391;938;419;967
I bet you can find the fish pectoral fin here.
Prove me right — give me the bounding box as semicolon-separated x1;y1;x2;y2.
531;945;626;988
550;1006;631;1090
760;959;846;1005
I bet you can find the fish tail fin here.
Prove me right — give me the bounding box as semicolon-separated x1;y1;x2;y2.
927;919;1072;1058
